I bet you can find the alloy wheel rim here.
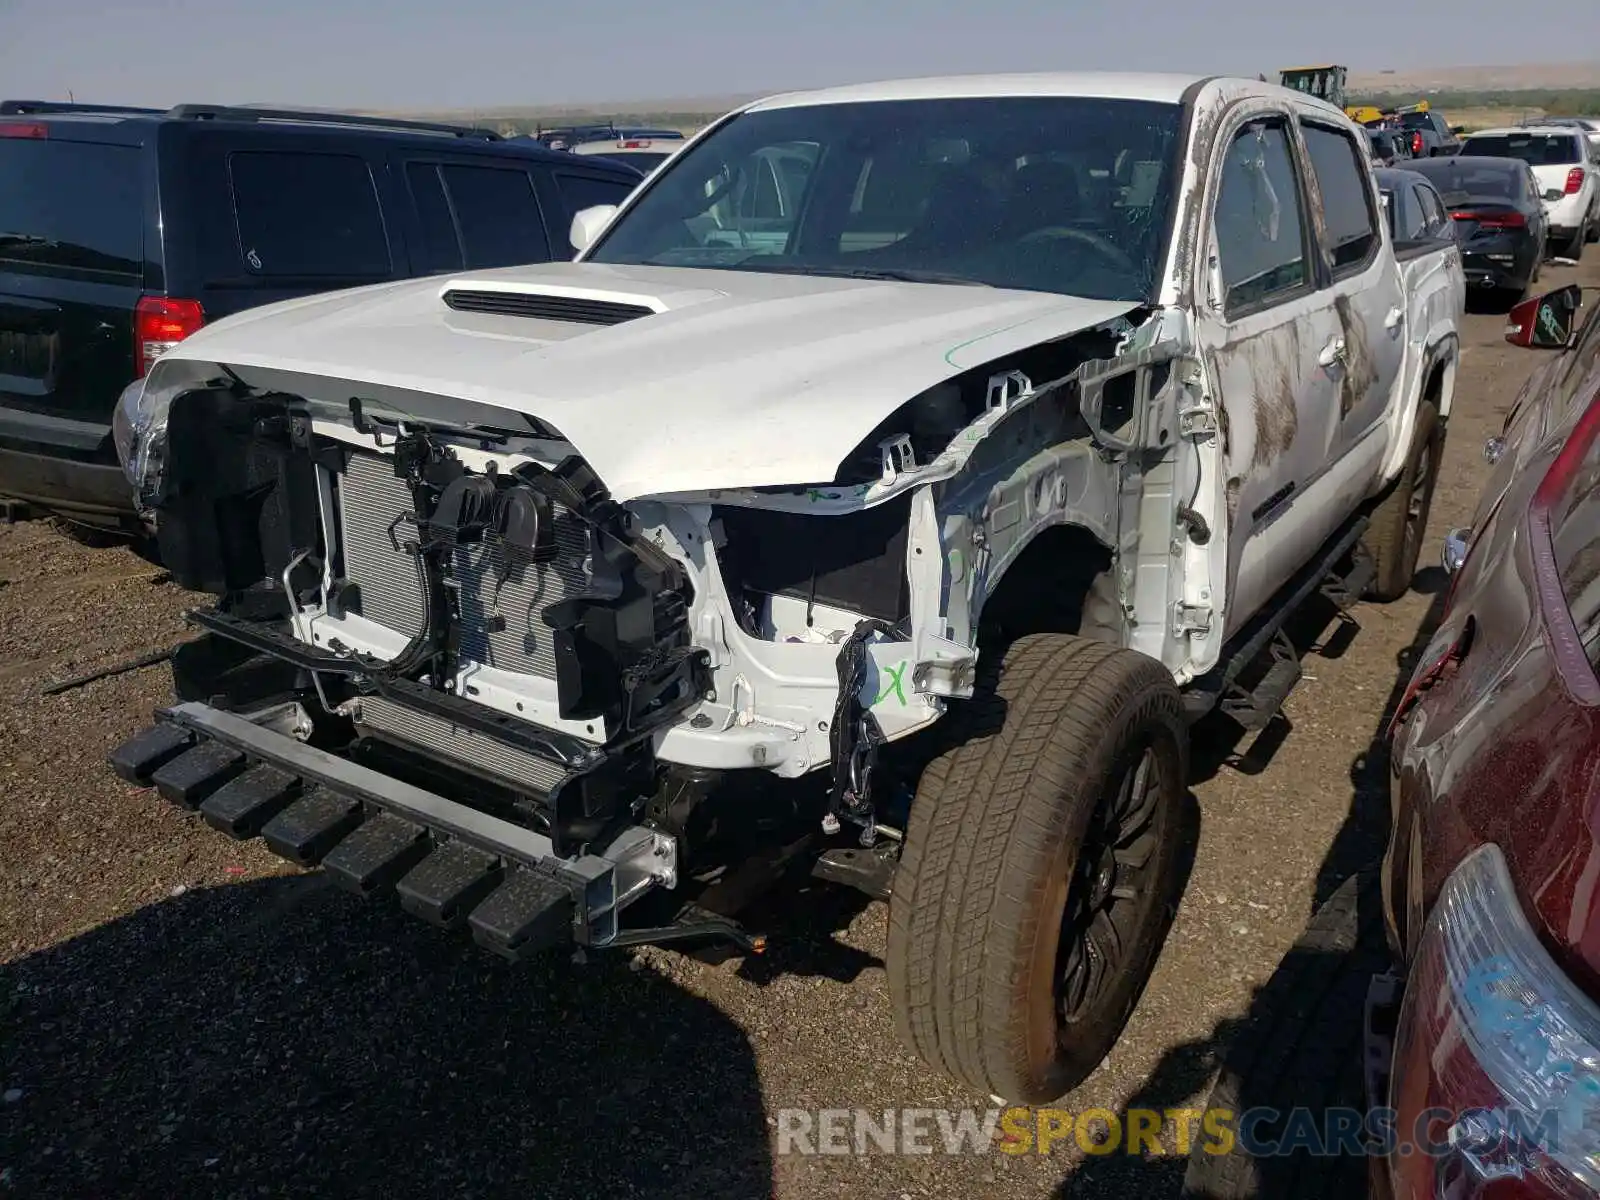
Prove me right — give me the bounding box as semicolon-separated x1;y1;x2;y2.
1056;746;1162;1027
1403;434;1435;565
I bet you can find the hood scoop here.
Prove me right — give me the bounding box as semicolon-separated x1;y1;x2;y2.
441;284;658;327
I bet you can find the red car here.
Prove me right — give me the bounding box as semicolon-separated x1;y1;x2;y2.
1380;279;1600;1198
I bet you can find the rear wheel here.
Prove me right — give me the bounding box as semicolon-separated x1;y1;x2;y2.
1564;221;1589;261
1364;401;1443;602
887;634;1187;1103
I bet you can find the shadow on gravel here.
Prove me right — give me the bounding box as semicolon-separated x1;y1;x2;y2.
0;873;773;1200
1054;584;1453;1199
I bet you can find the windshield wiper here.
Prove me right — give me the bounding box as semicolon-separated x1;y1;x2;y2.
741;263;992;287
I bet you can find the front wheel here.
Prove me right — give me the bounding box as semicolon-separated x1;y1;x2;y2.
887;634;1187;1103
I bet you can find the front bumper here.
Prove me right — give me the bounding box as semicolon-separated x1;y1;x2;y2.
110;699;684;957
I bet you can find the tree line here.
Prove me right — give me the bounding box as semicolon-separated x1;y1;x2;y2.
1348;87;1600;116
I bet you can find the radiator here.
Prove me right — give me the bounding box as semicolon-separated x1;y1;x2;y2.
336;452;592;680
356;695;568;794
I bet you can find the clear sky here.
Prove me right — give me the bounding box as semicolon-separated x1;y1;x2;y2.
2;0;1596;112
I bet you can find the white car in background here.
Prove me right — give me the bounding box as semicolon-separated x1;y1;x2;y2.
1520;114;1600;149
1460;125;1600;258
571;136;684;176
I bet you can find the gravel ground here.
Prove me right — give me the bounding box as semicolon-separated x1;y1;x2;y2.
2;258;1595;1199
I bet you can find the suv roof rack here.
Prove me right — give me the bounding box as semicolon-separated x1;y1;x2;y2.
1;100;165;116
164;104;501;140
534;122;619;142
532;122;685;148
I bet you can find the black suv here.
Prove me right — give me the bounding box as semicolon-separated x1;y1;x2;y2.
0;101;642;524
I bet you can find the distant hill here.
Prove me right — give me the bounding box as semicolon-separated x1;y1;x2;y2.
388;63;1600;133
1345;61;1598;92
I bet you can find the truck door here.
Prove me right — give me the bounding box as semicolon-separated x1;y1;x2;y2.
1294;115;1406;507
1191;109;1344;638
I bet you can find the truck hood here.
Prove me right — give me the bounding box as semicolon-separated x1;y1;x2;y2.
160;261;1139;502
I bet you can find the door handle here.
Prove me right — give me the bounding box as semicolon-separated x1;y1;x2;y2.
1319;336;1347;368
1385;305;1405;330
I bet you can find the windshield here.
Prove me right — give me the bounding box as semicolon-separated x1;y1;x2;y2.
1398;112;1433;130
1409;158;1522;201
586;96;1185;303
1462;133;1583;166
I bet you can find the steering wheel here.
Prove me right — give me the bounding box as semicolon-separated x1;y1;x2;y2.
1016;226;1138;276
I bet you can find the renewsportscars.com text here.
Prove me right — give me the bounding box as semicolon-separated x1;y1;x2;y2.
773;1105;1562;1160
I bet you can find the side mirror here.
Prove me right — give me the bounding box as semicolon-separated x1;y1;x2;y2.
1544;188;1567;203
1506;284;1583;349
1450;125;1467;136
568;205;619;256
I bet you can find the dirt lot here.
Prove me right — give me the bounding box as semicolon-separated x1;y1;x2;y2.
2;259;1595;1199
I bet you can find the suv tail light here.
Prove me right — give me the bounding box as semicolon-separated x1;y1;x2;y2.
133;296;204;376
0;122;47;139
1412;131;1424;155
1566;167;1586;195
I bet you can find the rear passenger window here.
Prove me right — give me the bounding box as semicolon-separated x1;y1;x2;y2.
0;139;142;278
1300;123;1379;272
1214;120;1309;314
439;165;550;269
555;173;637;253
405;163;464;274
229;151;390;277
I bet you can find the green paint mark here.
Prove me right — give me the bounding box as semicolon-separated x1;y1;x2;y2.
942;307;1101;367
875;660;909;706
806;488;842;502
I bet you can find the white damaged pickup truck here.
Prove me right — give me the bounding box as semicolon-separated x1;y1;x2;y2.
108;72;1463;1103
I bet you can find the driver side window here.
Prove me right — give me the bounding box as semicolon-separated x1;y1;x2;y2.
1214;119;1311;316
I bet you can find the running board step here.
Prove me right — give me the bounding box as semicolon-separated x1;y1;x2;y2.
1322;544;1376;609
1220;645;1303;730
1185;515;1369;722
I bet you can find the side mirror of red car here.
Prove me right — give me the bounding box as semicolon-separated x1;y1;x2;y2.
1505;284;1583;350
